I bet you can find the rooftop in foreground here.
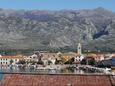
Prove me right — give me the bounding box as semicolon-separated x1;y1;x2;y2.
0;74;115;86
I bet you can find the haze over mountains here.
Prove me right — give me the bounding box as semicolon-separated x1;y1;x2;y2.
0;7;115;52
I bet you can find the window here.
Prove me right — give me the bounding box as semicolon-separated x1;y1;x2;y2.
6;59;7;60
1;62;2;64
6;62;7;64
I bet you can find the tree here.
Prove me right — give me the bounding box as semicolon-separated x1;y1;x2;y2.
37;60;44;65
10;59;14;64
29;60;37;65
64;58;74;64
88;58;96;65
47;60;52;65
80;58;87;65
17;60;26;64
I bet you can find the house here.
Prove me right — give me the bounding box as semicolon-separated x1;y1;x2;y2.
85;54;105;62
62;52;76;62
74;55;85;62
28;54;38;62
97;54;105;61
0;55;22;65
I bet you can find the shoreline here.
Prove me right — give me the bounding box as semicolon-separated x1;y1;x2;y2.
0;71;115;76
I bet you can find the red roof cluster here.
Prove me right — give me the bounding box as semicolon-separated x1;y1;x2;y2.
0;74;115;86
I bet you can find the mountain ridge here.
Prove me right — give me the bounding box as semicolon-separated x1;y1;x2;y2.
0;7;115;52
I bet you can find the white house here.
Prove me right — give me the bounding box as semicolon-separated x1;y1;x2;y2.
27;54;38;62
48;57;56;65
0;56;21;65
74;55;85;62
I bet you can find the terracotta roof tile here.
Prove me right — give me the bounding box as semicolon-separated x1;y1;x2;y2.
0;56;21;59
0;74;114;86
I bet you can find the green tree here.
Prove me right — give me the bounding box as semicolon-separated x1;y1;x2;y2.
88;58;96;65
80;59;87;65
47;60;52;65
17;60;26;64
37;60;44;65
10;59;14;64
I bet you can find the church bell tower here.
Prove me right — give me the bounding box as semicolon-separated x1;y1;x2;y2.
77;43;82;55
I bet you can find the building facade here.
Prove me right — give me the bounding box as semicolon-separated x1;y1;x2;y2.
0;56;21;65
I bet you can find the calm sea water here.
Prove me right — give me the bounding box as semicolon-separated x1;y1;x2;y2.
0;70;3;81
0;66;103;74
0;66;106;80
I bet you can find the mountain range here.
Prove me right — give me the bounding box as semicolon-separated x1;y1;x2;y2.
0;7;115;52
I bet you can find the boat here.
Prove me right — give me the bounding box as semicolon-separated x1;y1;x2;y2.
105;68;111;71
36;65;66;70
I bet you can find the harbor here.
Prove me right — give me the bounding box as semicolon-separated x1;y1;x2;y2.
0;64;113;75
0;64;115;86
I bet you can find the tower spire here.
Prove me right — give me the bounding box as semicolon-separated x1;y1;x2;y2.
77;43;82;55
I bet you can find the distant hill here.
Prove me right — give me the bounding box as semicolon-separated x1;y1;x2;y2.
0;7;115;52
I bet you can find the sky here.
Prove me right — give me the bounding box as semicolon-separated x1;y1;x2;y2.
0;0;114;11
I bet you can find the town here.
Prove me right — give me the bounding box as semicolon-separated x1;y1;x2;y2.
0;43;115;74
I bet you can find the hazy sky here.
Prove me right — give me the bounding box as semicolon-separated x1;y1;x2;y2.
0;0;114;11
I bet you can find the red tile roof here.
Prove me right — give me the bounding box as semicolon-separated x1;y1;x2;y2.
0;74;115;86
0;56;20;59
85;54;97;58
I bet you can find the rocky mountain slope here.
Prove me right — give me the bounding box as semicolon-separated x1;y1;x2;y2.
0;7;115;52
